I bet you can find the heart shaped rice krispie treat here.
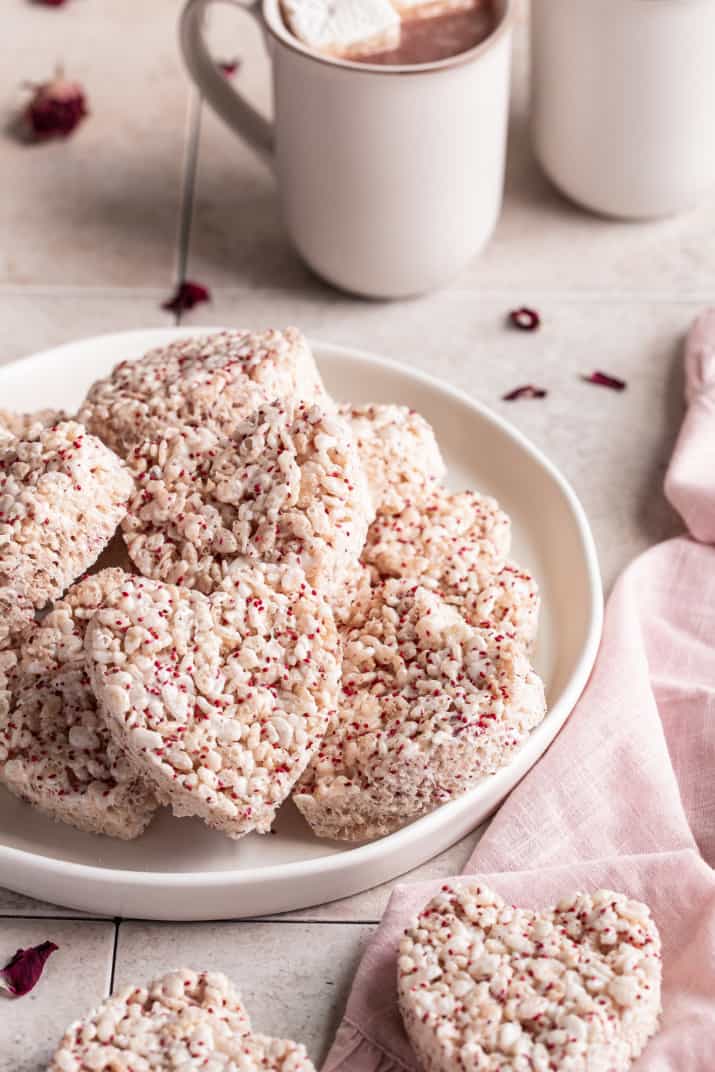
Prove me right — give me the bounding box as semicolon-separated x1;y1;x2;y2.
398;882;662;1072
338;403;446;516
79;328;328;457
363;486;511;583
49;968;316;1072
0;421;133;612
361;488;539;647
293;579;546;840
0;569;158;839
49;969;252;1072
122;399;372;597
86;565;341;838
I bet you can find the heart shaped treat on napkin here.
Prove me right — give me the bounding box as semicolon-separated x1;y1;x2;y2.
86;564;340;839
398;882;662;1072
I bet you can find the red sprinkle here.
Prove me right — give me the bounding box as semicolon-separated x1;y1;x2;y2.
582;371;627;391
217;59;241;77
25;73;87;139
0;941;58;997
33;0;71;5
502;385;548;401
162;281;211;315
508;307;541;332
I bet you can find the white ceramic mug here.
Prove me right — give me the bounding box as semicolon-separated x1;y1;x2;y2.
180;0;514;298
531;0;715;220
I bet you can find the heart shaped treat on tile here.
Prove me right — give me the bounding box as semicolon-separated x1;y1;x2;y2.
0;569;158;840
398;882;662;1072
294;579;545;840
338;402;446;516
122;398;372;596
86;565;340;838
79;327;328;457
49;968;317;1072
49;969;252;1071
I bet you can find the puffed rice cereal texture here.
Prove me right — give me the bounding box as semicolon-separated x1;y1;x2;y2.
363;486;511;587
294;579;546;840
0;406;67;441
86;565;341;839
122;399;372;596
0;569;158;839
398;882;662;1072
338;403;446;516
78;328;328;457
0;420;133;611
49;969;252;1072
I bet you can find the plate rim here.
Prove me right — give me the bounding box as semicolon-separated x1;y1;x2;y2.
0;329;603;901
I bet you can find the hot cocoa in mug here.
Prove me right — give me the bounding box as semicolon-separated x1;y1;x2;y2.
181;0;512;297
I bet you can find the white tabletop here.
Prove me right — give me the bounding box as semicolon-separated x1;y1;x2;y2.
0;0;705;1066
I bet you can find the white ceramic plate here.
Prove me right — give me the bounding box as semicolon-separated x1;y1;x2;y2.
0;329;602;920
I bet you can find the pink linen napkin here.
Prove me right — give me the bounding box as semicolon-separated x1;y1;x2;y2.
323;311;715;1072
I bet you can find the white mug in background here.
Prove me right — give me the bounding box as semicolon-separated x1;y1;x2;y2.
180;0;514;299
531;0;715;220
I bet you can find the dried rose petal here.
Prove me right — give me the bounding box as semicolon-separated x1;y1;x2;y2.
509;307;541;332
25;73;87;139
218;58;241;77
161;281;211;315
582;371;627;391
502;385;548;401
34;0;71;6
0;941;58;997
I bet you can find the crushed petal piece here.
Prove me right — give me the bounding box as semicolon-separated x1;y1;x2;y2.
502;385;547;401
582;370;627;391
508;307;541;331
25;72;87;139
0;941;58;998
218;58;241;76
161;280;211;315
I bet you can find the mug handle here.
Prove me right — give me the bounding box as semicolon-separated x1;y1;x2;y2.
179;0;275;168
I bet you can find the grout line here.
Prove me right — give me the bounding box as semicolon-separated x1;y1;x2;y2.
0;912;378;925
0;285;714;304
108;920;120;994
0;913;112;921
174;90;204;325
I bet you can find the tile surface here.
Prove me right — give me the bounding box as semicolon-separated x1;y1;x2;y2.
0;919;115;1072
0;0;188;286
115;921;375;1066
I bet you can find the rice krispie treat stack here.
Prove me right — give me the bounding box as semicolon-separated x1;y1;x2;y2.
86;565;341;838
0;569;157;839
122;399;372;597
79;328;328;457
362;486;539;649
0;421;133;617
294;579;546;840
49;968;316;1072
338;403;446;516
398;882;662;1072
